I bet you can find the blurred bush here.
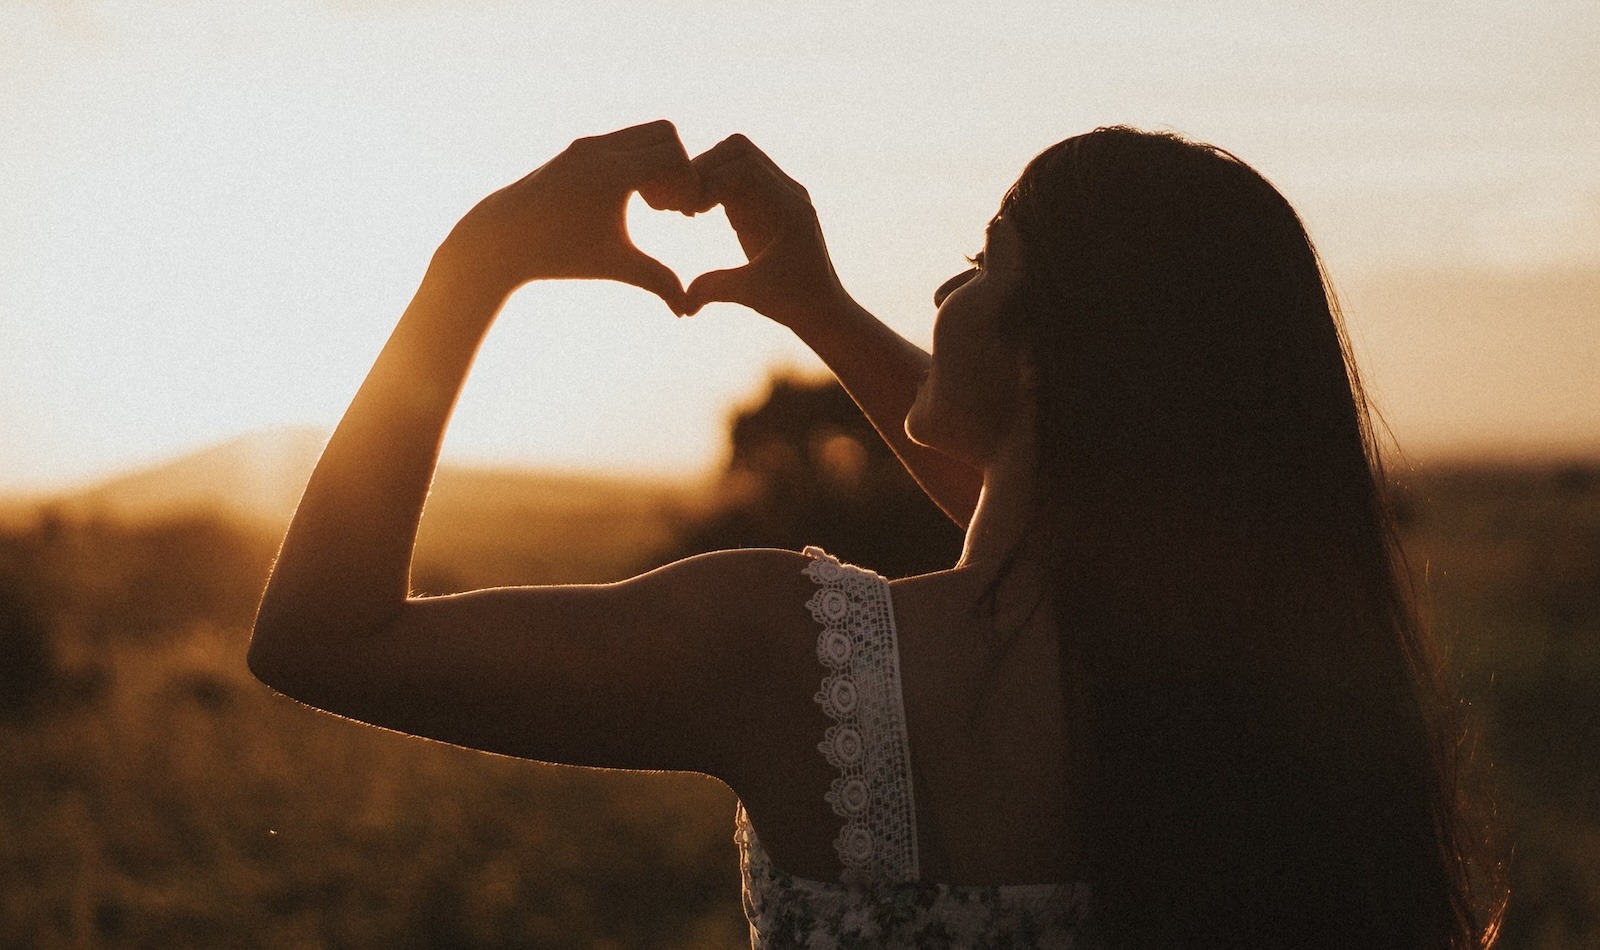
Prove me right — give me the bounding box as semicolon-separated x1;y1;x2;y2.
657;374;963;576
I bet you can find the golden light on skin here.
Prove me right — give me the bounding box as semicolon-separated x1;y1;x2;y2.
2;1;1596;491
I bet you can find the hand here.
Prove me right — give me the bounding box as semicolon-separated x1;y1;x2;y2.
682;135;849;326
437;120;701;313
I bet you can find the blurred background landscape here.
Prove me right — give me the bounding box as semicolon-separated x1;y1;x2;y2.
5;0;1597;946
2;373;1597;948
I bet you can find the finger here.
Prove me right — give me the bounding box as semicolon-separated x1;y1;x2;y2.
611;247;688;316
688;134;751;173
626;142;699;211
696;157;803;261
696;154;803;228
593;119;683;150
695;147;810;220
689;142;762;212
696;153;764;205
617;139;702;214
692;134;809;203
723;136;810;202
575;121;698;212
688;137;766;207
683;265;752;316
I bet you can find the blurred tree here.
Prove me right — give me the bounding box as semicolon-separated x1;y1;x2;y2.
659;374;963;577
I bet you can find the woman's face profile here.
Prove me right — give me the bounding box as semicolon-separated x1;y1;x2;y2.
905;216;1028;466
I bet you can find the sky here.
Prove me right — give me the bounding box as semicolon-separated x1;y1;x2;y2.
3;0;1597;491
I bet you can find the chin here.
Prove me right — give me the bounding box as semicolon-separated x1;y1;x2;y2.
912;419;983;467
904;391;933;448
908;388;996;464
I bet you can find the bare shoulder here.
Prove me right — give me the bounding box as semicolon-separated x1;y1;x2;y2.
643;545;818;588
630;546;820;627
887;562;1048;694
618;546;826;693
886;563;980;621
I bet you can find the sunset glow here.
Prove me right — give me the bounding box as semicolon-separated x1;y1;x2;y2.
4;0;1597;491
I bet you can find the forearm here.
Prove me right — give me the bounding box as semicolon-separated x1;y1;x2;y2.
676;133;980;521
250;257;503;676
792;296;981;527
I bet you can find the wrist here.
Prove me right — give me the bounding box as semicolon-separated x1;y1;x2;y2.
423;240;516;309
398;256;509;350
782;287;866;340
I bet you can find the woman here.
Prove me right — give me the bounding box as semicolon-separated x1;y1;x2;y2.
250;121;1499;947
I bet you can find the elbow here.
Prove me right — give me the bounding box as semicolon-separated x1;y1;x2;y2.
247;603;342;703
248;574;323;697
247;600;403;706
247;615;308;698
247;621;346;712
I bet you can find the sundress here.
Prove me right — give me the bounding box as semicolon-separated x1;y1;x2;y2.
736;547;1093;948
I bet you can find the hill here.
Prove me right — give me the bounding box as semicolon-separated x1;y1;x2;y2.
12;427;333;528
0;428;707;587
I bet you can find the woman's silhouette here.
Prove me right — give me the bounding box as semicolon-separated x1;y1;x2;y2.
250;121;1500;948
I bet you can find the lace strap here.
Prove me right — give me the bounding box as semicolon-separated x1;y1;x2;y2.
802;546;919;884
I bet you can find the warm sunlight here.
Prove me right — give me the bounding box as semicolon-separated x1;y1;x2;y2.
4;0;1597;491
5;4;1597;947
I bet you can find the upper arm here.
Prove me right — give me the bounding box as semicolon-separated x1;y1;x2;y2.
248;547;818;775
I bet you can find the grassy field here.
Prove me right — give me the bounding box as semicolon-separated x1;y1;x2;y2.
1;462;1596;948
1391;464;1600;949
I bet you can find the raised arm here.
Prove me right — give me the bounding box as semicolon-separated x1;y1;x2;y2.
248;122;806;773
681;136;983;527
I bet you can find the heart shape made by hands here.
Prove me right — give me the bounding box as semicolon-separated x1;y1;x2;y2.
624;194;749;304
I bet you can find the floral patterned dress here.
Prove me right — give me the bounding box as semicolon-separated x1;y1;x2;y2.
735;548;1093;949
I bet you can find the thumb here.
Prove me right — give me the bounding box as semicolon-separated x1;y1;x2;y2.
611;248;687;316
683;265;753;316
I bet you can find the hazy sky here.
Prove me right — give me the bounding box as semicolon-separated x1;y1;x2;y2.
4;0;1597;490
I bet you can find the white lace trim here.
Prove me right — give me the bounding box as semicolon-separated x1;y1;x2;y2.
802;546;919;884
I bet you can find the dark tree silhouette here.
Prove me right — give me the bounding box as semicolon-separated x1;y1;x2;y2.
661;374;963;577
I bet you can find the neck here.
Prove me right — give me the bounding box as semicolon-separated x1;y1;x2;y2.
959;416;1042;573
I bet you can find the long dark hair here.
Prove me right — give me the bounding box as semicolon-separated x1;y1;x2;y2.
997;127;1501;948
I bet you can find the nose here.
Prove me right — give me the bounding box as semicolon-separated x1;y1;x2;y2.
934;267;977;307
